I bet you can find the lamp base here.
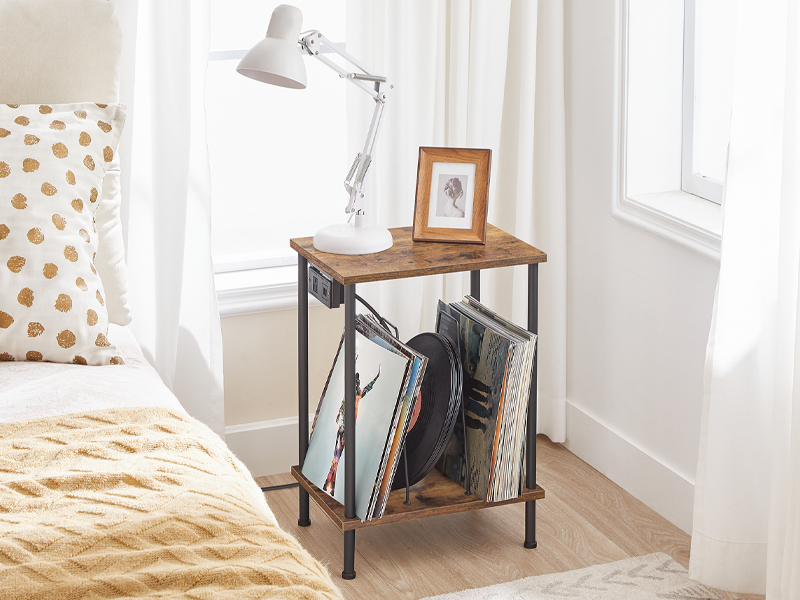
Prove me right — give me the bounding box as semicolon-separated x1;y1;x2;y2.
313;222;393;255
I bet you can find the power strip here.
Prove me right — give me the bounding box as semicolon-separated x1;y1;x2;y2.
308;264;343;309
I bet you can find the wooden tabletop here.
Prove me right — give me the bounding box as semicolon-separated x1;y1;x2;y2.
290;224;547;285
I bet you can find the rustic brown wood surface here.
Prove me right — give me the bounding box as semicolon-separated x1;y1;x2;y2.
291;466;545;532
258;437;764;600
290;224;547;285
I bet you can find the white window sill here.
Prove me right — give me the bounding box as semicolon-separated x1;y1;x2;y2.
216;266;319;317
612;189;722;262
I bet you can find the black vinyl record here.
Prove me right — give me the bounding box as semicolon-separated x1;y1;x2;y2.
391;332;461;490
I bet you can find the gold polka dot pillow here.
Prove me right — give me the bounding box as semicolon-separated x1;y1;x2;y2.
0;103;126;365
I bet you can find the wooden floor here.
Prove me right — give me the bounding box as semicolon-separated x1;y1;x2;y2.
255;436;764;600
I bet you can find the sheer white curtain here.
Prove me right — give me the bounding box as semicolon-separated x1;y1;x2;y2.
114;0;225;436
690;0;800;596
346;0;567;441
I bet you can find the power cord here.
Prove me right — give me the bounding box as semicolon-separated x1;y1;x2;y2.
260;482;300;492
355;293;399;339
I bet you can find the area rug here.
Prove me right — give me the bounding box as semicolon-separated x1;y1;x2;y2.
421;553;724;600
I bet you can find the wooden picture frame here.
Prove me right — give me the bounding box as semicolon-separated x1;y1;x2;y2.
412;147;492;244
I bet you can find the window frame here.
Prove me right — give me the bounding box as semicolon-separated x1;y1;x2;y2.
612;0;722;262
680;0;724;205
207;47;302;313
207;40;351;314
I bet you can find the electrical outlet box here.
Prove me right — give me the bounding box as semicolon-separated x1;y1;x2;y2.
308;264;343;309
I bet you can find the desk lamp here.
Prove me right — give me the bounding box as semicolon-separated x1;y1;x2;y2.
237;4;393;255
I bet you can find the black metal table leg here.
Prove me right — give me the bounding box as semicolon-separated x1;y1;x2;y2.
343;283;357;579
298;257;311;527
343;530;356;580
525;263;538;549
470;270;480;301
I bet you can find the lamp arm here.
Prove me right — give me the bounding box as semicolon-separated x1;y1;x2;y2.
300;30;392;220
342;90;387;217
299;31;386;99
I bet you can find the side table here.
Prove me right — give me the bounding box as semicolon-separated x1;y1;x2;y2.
290;224;547;579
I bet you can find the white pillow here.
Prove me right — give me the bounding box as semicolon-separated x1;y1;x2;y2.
0;103;126;365
0;0;132;326
0;0;121;105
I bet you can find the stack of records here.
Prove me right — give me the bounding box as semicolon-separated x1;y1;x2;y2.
436;296;537;502
390;328;462;491
302;314;427;522
361;315;428;518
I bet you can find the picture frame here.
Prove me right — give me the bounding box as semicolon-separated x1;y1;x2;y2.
412;147;492;244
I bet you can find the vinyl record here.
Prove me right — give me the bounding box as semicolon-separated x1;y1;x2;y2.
391;332;461;490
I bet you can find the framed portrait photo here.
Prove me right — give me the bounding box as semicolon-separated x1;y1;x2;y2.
412;147;492;244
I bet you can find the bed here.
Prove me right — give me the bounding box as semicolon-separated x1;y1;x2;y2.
0;327;342;599
0;2;342;598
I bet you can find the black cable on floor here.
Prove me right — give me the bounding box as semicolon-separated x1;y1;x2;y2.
260;482;300;492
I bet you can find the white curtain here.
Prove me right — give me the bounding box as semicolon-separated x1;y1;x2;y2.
113;0;225;437
690;0;800;596
346;0;567;442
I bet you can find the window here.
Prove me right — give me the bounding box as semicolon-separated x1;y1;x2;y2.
614;0;724;261
681;0;737;204
206;0;348;274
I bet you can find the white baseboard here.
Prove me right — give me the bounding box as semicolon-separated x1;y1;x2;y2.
225;416;313;478
563;401;695;534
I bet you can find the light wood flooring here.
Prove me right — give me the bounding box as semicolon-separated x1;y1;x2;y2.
255;436;764;600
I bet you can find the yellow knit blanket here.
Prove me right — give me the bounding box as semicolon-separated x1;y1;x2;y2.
0;408;343;600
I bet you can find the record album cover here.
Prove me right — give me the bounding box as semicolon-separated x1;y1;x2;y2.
303;328;410;521
436;301;512;500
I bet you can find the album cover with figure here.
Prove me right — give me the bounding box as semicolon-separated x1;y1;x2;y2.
303;327;411;521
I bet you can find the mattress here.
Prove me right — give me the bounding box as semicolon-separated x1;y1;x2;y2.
0;324;184;422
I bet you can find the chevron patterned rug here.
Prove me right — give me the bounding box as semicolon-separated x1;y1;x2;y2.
421;553;723;600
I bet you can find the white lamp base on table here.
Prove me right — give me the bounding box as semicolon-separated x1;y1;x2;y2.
313;221;393;255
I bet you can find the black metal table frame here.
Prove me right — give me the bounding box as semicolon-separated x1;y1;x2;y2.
296;260;539;579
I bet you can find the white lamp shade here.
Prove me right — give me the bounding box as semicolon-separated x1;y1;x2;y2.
237;4;307;89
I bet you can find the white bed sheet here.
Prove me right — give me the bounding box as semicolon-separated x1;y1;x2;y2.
0;324;185;423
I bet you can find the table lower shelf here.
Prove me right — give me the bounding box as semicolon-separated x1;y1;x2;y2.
291;465;545;532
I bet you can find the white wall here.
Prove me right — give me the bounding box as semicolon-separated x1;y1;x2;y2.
563;0;719;533
222;307;343;426
221;306;344;476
